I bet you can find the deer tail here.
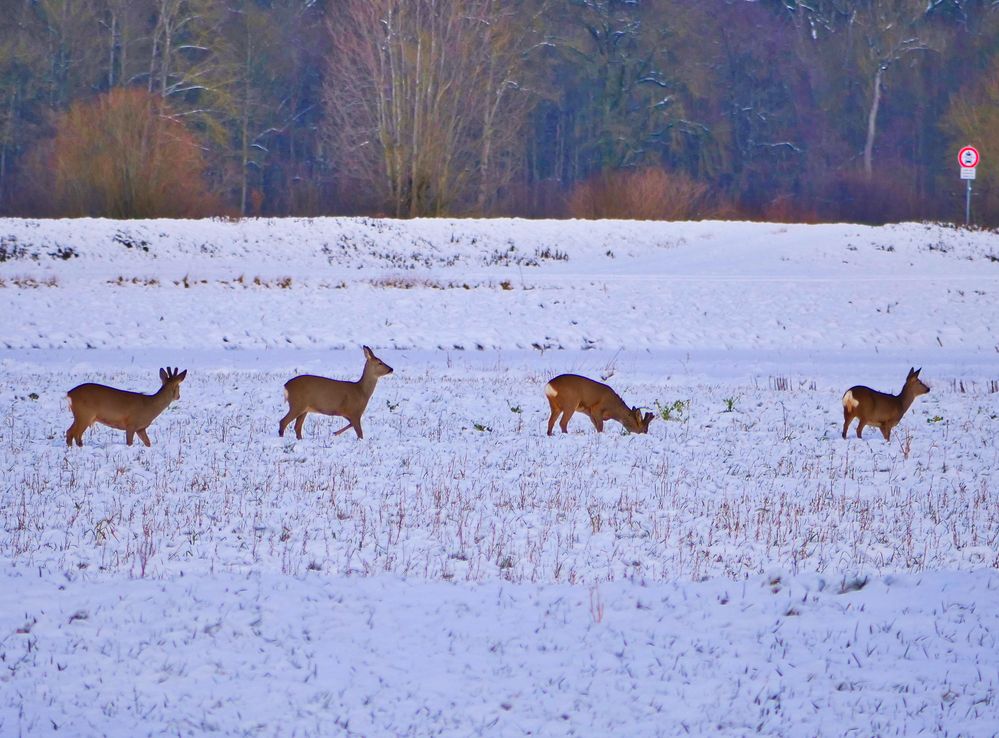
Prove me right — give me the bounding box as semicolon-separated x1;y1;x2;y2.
842;390;859;412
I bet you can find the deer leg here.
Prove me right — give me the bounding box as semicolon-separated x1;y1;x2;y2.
588;409;604;433
137;429;152;447
352;418;363;440
125;430;135;446
559;406;576;433
546;398;560;437
67;423;86;447
293;413;308;440
333;422;354;436
881;424;892;441
68;415;91;446
279;403;307;437
842;411;852;440
278;410;295;437
80;418;94;446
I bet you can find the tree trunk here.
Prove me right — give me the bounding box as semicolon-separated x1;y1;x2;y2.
864;64;884;179
477;38;499;214
107;11;116;87
240;21;251;217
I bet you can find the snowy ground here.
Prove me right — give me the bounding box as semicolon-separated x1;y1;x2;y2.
1;218;998;735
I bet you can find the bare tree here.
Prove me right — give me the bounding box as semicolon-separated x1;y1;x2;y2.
0;2;47;208
473;0;541;214
33;0;103;107
144;0;228;100
99;0;150;90
324;0;535;216
852;0;935;179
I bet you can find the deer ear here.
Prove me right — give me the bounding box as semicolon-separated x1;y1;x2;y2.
159;368;168;382
178;370;188;381
644;412;654;423
363;345;373;359
914;367;921;377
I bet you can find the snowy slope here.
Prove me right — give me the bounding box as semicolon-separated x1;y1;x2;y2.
2;218;998;357
1;217;998;735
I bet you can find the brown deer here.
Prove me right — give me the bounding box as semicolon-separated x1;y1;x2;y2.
279;345;393;440
545;373;654;436
842;367;930;441
66;367;187;447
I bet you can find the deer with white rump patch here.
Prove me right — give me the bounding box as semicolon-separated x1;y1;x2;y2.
279;346;393;440
842;367;930;441
66;367;187;447
545;373;654;436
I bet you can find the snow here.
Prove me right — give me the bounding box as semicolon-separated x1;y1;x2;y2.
5;572;998;736
1;217;998;735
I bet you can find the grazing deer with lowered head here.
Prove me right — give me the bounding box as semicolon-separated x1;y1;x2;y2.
279;345;393;440
545;373;654;436
66;367;187;447
842;367;930;441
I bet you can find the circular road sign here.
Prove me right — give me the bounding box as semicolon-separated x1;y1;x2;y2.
958;146;980;168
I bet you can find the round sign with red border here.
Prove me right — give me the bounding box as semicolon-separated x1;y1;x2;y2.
958;146;980;168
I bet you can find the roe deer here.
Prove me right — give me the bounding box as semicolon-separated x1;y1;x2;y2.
66;367;187;447
279;345;393;440
842;367;930;441
545;373;654;435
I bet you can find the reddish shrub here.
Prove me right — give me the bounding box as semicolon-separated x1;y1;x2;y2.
39;88;219;218
567;168;710;220
760;195;820;224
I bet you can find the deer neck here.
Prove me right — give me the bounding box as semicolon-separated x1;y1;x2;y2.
607;395;635;429
357;364;381;399
897;385;918;414
148;384;176;418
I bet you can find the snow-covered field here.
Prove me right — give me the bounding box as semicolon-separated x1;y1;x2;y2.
1;217;998;735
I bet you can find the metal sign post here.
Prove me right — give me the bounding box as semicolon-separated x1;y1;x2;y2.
965;177;973;227
958;146;980;226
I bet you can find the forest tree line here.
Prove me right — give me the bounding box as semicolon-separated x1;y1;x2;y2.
1;0;997;224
